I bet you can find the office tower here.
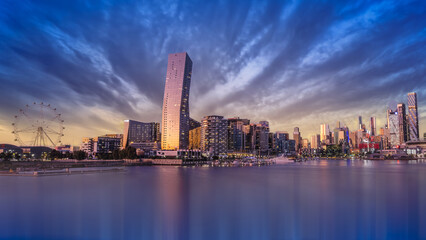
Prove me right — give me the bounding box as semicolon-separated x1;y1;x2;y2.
370;117;376;136
320;124;330;143
339;130;346;142
255;123;270;154
424;133;426;140
227;118;250;152
387;109;400;147
275;131;289;153
358;116;363;130
407;92;419;141
293;127;301;151
161;52;193;150
396;103;407;144
201;116;228;157
311;135;317;149
302;139;310;149
123;120;160;148
312;135;321;149
336;121;341;129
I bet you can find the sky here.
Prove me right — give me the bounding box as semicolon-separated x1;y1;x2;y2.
0;0;425;146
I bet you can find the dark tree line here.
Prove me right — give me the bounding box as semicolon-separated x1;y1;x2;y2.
48;150;87;160
95;146;137;160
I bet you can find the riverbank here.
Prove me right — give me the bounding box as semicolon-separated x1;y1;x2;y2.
0;158;277;176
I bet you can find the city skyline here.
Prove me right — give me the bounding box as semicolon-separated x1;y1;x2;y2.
0;1;425;145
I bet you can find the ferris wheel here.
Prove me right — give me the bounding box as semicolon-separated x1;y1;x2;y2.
12;102;65;147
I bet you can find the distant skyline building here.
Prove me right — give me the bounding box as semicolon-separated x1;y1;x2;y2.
387;109;400;147
396;103;407;144
293;127;301;151
370;117;376;136
161;52;193;150
227;117;250;153
123;120;160;148
254;123;270;154
407;92;419;141
311;134;320;149
320;124;330;143
358;116;363;130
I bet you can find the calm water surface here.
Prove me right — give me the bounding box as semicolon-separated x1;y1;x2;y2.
1;159;425;240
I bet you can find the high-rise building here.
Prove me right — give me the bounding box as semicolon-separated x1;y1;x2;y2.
161;52;193;150
370;117;376;136
336;121;341;129
387;109;400;147
311;134;321;149
255;123;270;155
407;92;419;141
275;131;289;153
227;118;250;152
358;116;363;130
293;127;301;152
302;139;310;149
320;124;330;143
200;116;228;157
396;103;407;144
123;120;160;148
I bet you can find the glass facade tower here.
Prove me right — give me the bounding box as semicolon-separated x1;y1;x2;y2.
161;52;193;150
407;92;419;141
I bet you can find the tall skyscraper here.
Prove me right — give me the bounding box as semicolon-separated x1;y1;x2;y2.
407;92;419;141
396;103;407;144
358;116;363;130
370;117;376;136
161;52;193;150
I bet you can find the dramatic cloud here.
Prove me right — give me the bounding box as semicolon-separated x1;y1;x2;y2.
0;0;425;145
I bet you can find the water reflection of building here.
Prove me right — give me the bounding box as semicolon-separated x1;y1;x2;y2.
156;167;187;239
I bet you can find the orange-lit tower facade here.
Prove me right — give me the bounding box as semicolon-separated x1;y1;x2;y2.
161;52;193;150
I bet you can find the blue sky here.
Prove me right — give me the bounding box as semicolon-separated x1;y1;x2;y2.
0;0;425;145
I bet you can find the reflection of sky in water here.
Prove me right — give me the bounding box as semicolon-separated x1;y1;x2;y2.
0;160;425;239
